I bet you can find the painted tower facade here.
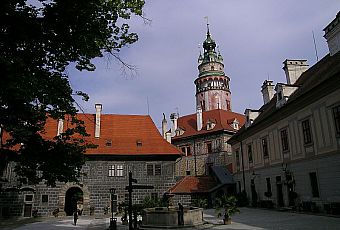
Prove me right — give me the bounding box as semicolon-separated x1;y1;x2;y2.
195;25;231;112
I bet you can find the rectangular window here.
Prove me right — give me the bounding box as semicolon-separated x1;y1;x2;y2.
302;119;312;144
235;150;240;170
109;165;123;177
280;129;289;151
42;195;48;203
247;144;253;163
206;142;212;154
181;147;186;154
155;164;161;175
266;177;272;193
25;195;33;202
186;146;191;156
108;165;115;177
147;164;154;176
262;138;269;158
116;165;123;177
309;172;320;197
333;105;340;135
181;146;191;156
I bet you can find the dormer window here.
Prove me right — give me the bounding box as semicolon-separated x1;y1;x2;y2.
231;119;240;130
275;83;299;109
175;128;185;136
245;109;260;128
136;140;142;147
206;120;216;130
105;139;112;147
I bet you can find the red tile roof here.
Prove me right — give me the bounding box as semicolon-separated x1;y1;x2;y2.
80;114;182;155
169;176;218;194
172;109;245;140
6;114;182;156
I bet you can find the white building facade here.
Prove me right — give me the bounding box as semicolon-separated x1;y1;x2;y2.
228;12;340;213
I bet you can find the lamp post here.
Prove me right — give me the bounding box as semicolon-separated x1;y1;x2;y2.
109;188;116;230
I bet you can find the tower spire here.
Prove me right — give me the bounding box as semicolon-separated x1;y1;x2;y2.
195;24;231;112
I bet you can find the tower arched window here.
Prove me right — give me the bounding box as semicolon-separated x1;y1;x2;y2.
226;100;231;110
211;66;214;70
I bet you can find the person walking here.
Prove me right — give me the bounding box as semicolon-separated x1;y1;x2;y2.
178;203;184;226
73;209;78;226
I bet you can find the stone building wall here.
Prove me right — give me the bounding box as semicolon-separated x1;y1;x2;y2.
0;159;177;217
172;194;192;207
174;133;233;176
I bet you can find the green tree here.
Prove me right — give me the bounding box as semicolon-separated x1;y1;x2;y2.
0;0;145;186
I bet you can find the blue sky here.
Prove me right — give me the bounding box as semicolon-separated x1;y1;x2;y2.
68;0;339;129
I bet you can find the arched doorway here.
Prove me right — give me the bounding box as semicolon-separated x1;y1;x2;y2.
64;187;83;216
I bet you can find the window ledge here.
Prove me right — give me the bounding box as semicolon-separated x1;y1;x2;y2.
303;143;313;147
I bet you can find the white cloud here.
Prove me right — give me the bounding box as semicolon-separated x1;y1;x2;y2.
68;0;339;128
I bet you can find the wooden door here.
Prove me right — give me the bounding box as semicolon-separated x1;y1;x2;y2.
23;204;32;217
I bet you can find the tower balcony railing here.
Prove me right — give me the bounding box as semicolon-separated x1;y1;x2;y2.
196;86;228;93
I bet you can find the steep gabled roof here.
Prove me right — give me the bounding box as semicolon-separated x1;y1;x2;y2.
211;166;234;184
172;109;245;140
229;51;340;144
24;114;182;156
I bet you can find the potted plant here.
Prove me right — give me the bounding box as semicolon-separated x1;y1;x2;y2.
215;195;240;225
117;202;128;225
52;208;59;217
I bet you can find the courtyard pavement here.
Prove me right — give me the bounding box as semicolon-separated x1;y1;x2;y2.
1;208;339;230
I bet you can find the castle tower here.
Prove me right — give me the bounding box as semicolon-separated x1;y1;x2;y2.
195;24;231;112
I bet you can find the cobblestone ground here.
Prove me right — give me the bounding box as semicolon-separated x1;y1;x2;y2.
203;208;340;230
1;208;339;230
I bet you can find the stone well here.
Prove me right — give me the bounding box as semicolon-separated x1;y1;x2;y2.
141;206;203;228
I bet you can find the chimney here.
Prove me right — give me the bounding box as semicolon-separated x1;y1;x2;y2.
282;59;308;85
170;113;178;137
261;80;275;104
166;132;172;143
244;109;260;128
161;113;167;139
95;103;102;138
196;107;203;131
324;12;340;56
57;119;64;136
